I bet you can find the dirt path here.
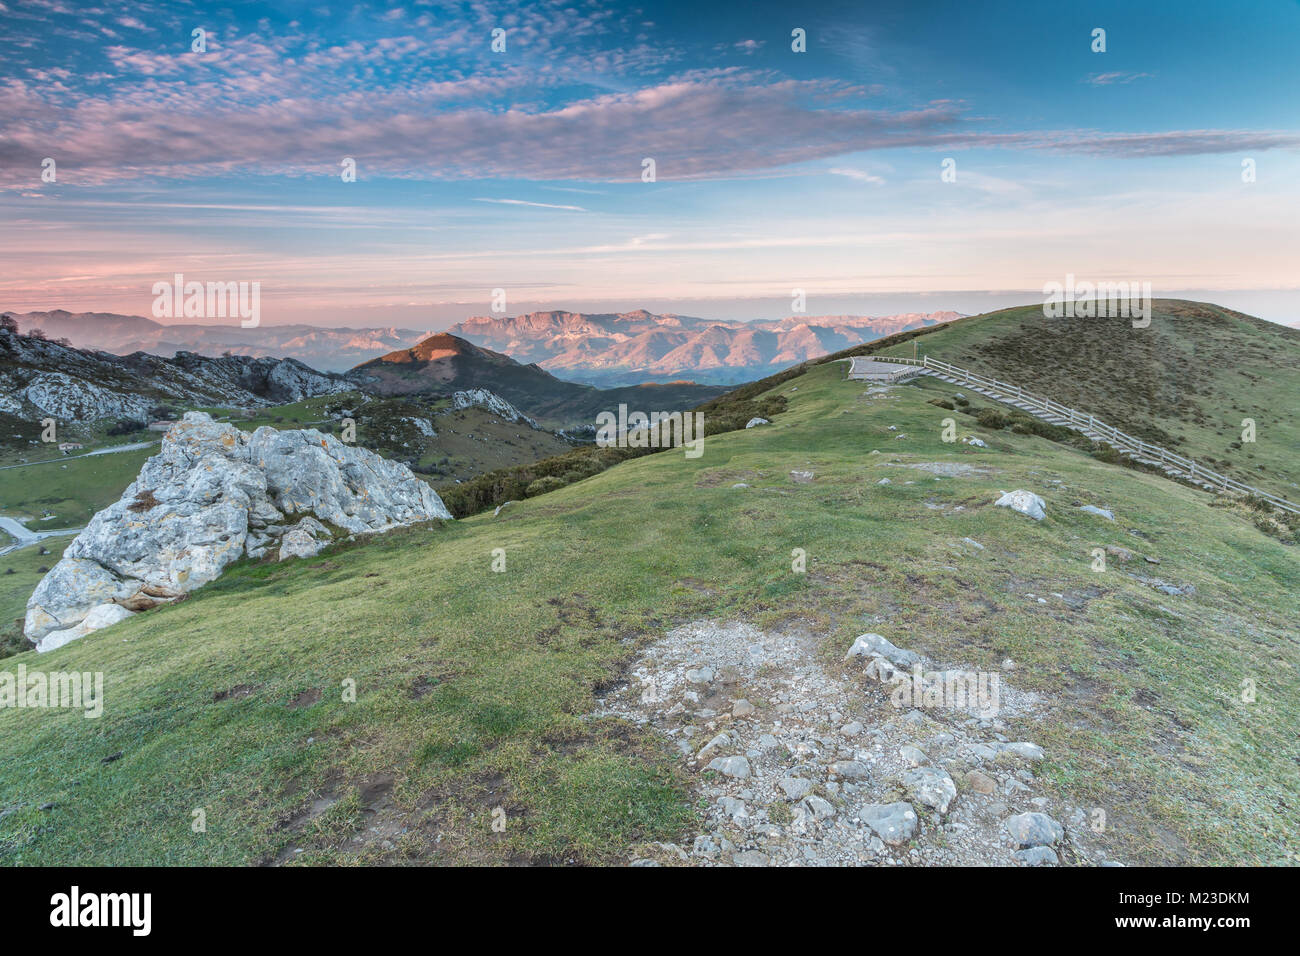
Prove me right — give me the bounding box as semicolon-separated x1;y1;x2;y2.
599;620;1121;867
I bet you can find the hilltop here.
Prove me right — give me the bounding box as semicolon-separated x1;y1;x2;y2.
858;300;1300;502
346;332;727;426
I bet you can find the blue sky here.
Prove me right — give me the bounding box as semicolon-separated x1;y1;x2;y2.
1;0;1298;326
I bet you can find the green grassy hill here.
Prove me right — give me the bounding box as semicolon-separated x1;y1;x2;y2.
864;300;1300;502
3;354;1295;866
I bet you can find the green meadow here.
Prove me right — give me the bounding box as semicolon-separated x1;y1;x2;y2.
2;357;1295;865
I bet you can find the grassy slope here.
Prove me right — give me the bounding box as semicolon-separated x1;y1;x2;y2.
1;546;53;654
0;447;155;528
869;300;1300;501
2;360;1296;865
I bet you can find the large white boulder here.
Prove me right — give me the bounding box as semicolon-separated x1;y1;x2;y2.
25;413;452;650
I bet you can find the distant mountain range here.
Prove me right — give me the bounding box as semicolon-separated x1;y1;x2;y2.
350;333;726;425
3;308;963;384
447;309;964;385
2;310;429;372
0;324;725;431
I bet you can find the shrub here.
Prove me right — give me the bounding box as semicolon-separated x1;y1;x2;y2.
107;419;145;436
436;391;790;518
525;476;568;497
974;407;1011;429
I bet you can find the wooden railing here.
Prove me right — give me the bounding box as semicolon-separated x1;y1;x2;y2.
869;354;1299;515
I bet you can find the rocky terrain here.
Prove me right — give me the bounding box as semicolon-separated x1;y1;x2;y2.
0;327;350;424
601;620;1118;867
4;310;429;373
449;309;963;385
449;389;540;428
24;412;450;652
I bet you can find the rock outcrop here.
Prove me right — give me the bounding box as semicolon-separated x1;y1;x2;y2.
0;327;351;424
25;412;451;651
450;388;539;428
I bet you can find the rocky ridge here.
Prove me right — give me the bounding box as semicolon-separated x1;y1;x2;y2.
450;389;540;428
1;327;350;423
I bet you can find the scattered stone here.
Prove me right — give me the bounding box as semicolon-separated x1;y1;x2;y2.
745;418;770;428
718;796;748;820
877;478;891;485
998;741;1045;762
1014;846;1058;866
901;766;958;814
962;537;984;550
732;698;755;718
685;666;714;684
779;777;814;800
898;745;929;767
994;489;1047;521
840;720;863;738
1004;812;1064;848
732;849;770;867
829;760;872;781
803;795;835;821
691;835;718;858
1078;505;1114;520
966;770;996;795
844;632;921;668
707;755;752;779
859;802;918;845
493;501;514;516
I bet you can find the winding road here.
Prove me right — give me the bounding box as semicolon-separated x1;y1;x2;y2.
0;516;83;557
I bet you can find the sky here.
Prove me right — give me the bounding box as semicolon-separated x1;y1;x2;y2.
1;0;1298;327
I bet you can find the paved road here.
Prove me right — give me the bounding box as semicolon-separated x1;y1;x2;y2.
0;440;157;472
0;515;82;557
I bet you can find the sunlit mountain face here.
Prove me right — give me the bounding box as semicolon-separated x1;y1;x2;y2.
447;309;964;384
